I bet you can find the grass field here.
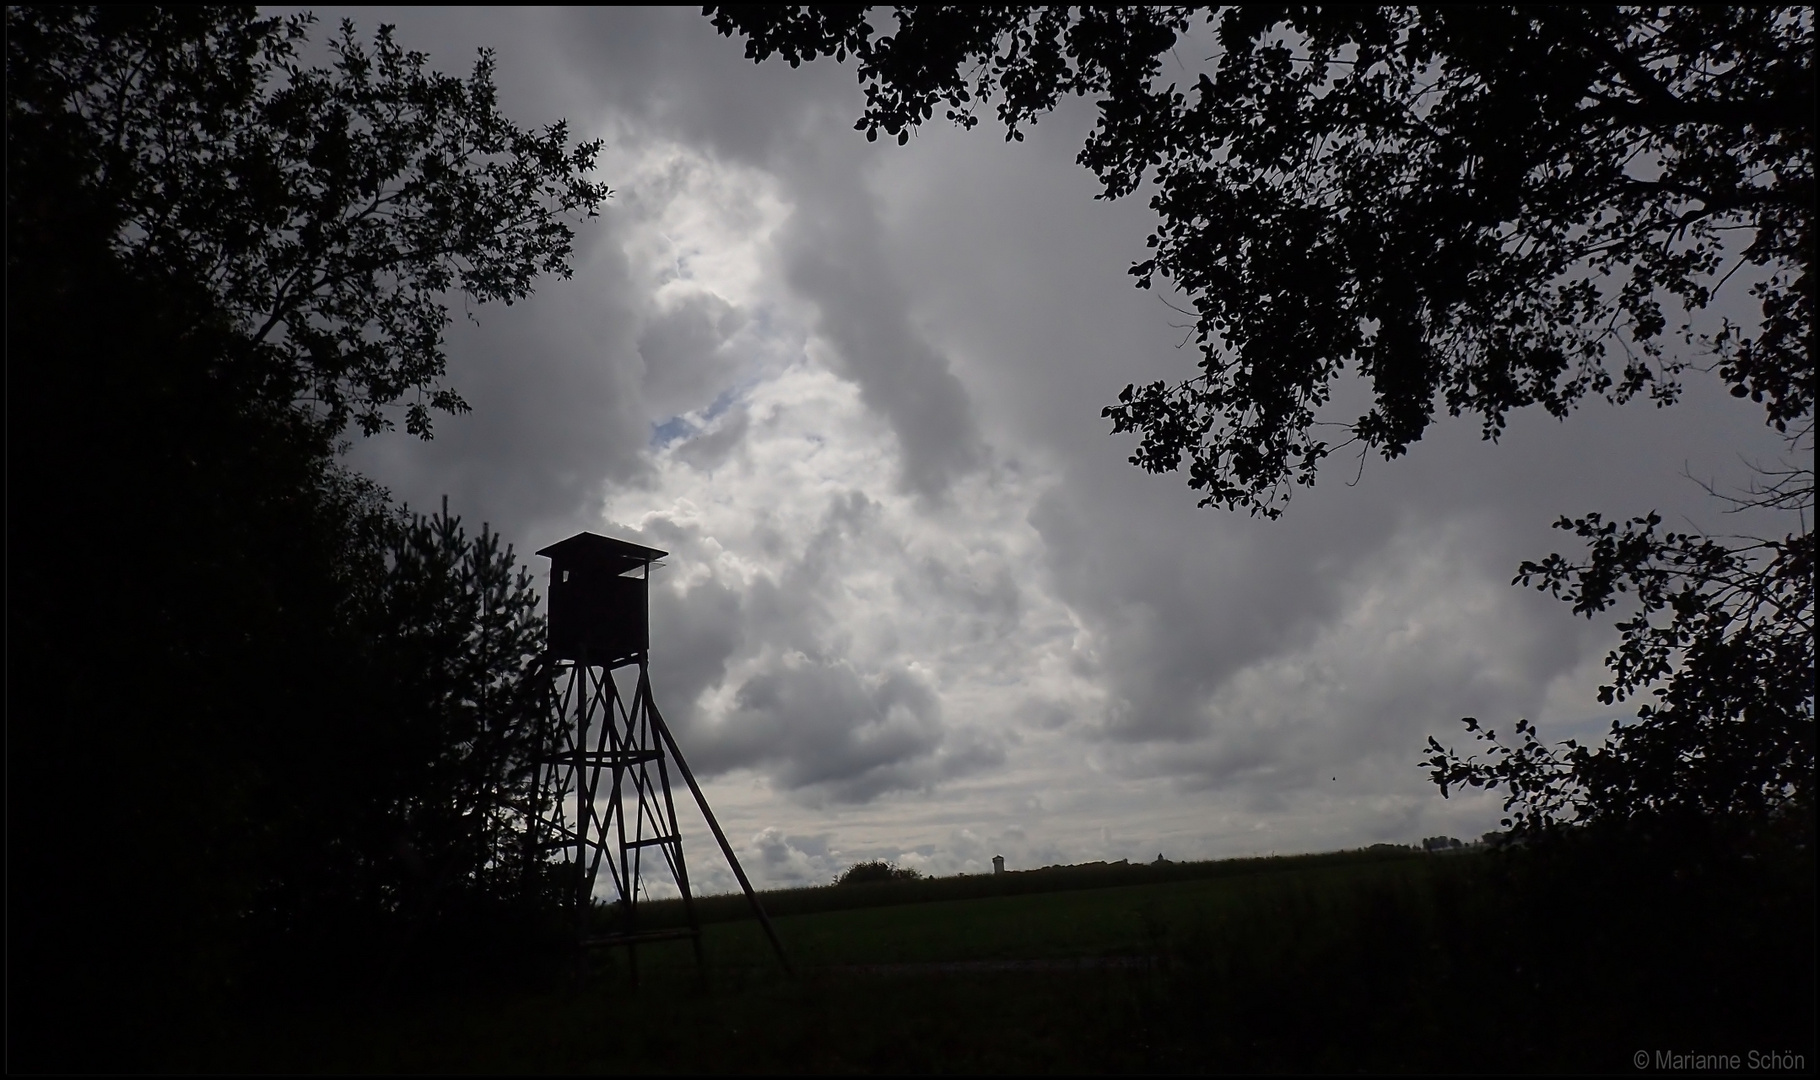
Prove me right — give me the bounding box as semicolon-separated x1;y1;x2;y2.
619;849;1440;971
184;844;1812;1073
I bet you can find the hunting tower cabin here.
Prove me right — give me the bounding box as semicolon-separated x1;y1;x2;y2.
535;532;667;665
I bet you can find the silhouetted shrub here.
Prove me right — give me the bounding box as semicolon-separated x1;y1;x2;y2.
836;861;925;886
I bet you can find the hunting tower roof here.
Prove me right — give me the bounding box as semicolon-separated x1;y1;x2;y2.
535;532;668;576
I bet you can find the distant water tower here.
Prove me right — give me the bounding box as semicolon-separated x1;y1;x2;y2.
524;532;787;978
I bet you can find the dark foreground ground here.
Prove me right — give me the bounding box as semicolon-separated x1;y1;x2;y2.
118;840;1811;1074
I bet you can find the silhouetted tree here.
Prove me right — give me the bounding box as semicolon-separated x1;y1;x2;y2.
836;860;924;885
707;7;1813;840
239;498;559;983
10;5;609;437
7;6;601;1061
1425;495;1813;837
363;500;551;919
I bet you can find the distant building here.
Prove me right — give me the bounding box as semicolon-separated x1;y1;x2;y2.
992;855;1005;874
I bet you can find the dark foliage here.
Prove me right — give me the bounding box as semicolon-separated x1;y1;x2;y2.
10;5;609;437
1426;504;1813;835
7;6;598;1066
708;6;1815;842
835;860;925;886
365;503;552;907
196;843;1814;1071
243;501;559;996
1137;839;1814;1070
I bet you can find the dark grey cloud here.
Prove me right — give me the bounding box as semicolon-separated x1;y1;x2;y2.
345;222;651;544
549;8;857;167
646;570;744;727
777;144;987;500
722;661;942;798
638;292;746;420
896;550;1022;642
670;405;750;473
627;490;1008;805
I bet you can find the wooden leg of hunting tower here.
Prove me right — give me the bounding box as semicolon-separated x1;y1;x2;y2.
635;665;708;983
646;700;793;975
655;748;709;983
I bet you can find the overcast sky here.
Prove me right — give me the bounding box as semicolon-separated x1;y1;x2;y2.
304;7;1790;895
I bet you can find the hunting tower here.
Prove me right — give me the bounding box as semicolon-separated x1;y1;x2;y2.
525;532;786;980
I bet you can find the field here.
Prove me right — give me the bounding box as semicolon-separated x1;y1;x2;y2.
184;844;1812;1073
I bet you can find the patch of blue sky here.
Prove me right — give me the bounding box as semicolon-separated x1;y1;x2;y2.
651;381;751;446
651;415;696;447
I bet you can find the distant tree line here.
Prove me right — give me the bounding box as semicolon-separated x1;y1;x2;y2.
7;7;605;1062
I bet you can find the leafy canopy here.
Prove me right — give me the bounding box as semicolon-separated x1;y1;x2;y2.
835;860;925;886
9;5;610;437
1426;498;1813;834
